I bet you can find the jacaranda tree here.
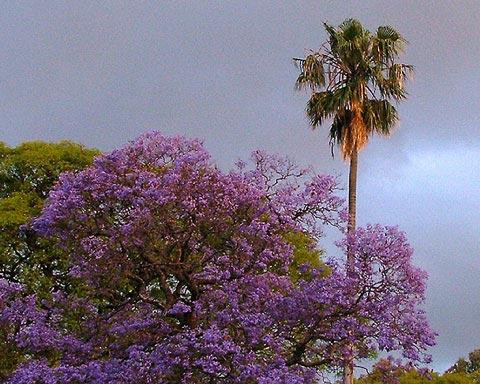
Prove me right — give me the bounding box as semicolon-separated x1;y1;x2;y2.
1;133;434;383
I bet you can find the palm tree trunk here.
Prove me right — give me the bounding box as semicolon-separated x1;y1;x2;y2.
344;149;358;384
347;149;358;271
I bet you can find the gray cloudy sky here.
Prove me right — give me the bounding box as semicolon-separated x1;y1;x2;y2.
1;0;479;372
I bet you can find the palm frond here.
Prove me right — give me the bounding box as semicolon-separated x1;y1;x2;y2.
306;91;335;127
373;25;407;63
339;19;365;40
329;110;351;156
363;99;398;135
305;86;355;128
294;54;326;91
373;63;414;100
324;22;339;54
294;19;411;159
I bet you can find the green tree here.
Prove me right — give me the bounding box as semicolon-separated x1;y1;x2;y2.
356;358;475;384
284;231;329;282
294;19;413;384
448;348;480;382
0;141;98;293
449;359;471;374
468;350;480;373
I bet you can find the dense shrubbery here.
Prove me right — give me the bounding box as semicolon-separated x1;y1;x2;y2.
1;133;434;383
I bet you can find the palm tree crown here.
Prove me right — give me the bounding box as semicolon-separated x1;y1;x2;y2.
295;19;413;159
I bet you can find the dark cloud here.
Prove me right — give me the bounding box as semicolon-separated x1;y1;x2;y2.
1;0;479;372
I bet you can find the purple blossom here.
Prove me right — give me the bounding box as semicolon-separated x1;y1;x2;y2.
2;132;435;383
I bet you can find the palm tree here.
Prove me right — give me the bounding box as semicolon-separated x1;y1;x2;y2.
294;19;412;384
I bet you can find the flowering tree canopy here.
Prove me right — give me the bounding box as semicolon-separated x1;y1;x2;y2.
1;133;435;383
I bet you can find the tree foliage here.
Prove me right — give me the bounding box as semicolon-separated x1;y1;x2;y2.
1;133;434;383
448;348;480;383
294;18;413;159
0;140;99;291
357;357;476;384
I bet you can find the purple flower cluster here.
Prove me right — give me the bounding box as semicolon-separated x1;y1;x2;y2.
1;132;435;383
